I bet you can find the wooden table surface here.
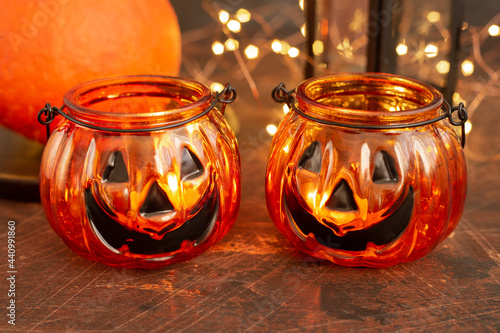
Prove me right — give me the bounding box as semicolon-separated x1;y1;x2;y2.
1;3;500;326
1;91;499;332
1;0;500;331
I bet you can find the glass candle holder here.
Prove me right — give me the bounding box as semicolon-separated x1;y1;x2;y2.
38;75;240;269
267;73;467;268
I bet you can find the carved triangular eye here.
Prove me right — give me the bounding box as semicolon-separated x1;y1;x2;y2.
373;151;398;183
298;141;322;173
103;151;129;183
181;147;204;181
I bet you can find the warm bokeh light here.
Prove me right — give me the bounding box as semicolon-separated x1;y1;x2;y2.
488;24;500;37
218;10;229;24
266;124;277;135
301;24;306;37
227;20;241;33
288;47;299;58
461;60;474;76
244;44;259;59
283;104;290;114
280;41;291;54
271;40;282;53
236;8;251;23
224;38;239;51
299;0;304;11
424;43;438;57
436;60;450;74
396;43;408;56
427;11;441;23
337;38;353;60
212;41;224;55
313;40;324;55
452;92;467;107
464;121;472;134
210;82;224;92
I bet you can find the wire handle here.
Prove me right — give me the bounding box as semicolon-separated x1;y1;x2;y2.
218;82;237;115
272;82;468;147
443;100;468;147
37;103;61;140
38;83;237;140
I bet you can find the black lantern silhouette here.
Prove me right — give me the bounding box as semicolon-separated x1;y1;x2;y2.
303;0;464;102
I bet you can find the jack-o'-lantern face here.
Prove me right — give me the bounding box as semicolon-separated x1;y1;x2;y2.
69;122;235;267
266;120;466;267
41;120;240;269
266;74;467;267
85;144;218;258
284;140;414;252
39;75;241;269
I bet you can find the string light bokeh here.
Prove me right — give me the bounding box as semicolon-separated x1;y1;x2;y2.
175;0;500;161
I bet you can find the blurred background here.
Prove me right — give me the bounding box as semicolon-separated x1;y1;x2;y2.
171;0;500;147
0;2;499;330
172;0;500;222
1;0;499;202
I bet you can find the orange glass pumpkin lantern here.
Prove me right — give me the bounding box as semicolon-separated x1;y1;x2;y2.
267;73;468;268
38;75;240;269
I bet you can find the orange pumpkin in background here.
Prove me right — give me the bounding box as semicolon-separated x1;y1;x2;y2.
0;0;181;143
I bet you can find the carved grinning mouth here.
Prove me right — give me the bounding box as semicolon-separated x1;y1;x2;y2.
284;185;414;251
84;185;219;256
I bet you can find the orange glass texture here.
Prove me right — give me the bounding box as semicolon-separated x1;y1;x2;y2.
40;76;241;269
266;73;467;267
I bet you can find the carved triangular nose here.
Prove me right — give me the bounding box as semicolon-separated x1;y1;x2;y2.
325;179;358;211
140;182;174;216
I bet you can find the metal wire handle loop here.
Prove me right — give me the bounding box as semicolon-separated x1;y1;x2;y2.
217;82;237;115
272;82;469;148
37;82;236;140
272;83;294;106
37;103;64;140
442;100;468;147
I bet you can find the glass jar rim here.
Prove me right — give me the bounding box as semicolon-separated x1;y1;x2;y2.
294;73;444;127
63;75;213;131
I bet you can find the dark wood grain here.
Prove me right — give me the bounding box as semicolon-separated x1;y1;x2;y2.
1;94;499;332
1;4;499;330
1;106;499;332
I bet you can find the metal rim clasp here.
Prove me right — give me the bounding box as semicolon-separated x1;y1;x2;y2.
217;82;237;115
443;100;468;147
272;83;295;106
38;103;64;140
272;82;468;148
37;83;237;140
